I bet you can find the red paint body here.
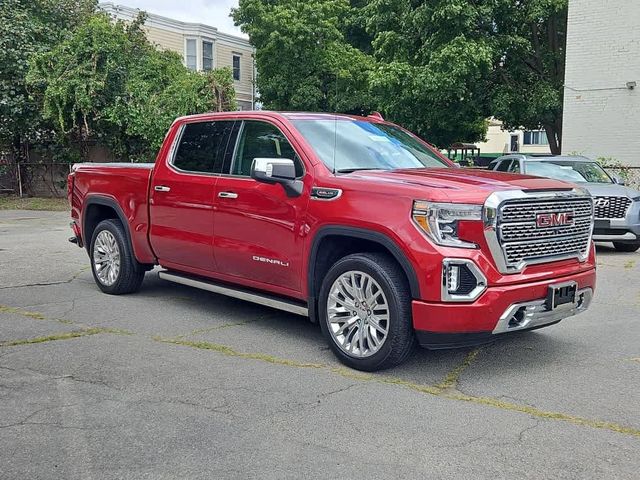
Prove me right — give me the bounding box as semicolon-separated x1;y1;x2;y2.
69;111;596;336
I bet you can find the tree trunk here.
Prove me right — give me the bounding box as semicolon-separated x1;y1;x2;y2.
544;123;561;155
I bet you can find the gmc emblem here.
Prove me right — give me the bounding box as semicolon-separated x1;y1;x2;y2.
536;212;575;228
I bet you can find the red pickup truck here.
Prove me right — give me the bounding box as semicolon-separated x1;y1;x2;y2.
68;111;596;371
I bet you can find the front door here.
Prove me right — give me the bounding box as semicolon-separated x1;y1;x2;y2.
149;120;237;272
213;119;310;296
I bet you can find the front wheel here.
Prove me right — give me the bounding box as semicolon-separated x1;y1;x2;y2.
90;219;145;295
318;252;415;371
613;241;640;253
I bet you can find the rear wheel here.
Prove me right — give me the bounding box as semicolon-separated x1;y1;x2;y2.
90;219;145;294
318;252;414;371
613;241;640;253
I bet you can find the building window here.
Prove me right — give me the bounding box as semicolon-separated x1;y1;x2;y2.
186;39;197;71
232;54;241;81
523;130;549;145
202;41;213;71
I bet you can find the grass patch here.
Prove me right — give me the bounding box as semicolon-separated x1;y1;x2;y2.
0;196;68;211
155;336;640;438
0;327;110;347
0;304;45;320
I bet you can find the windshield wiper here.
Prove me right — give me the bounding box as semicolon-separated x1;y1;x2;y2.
336;167;388;174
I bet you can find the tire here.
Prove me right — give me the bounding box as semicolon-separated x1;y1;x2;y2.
613;241;640;253
318;252;415;371
90;219;145;295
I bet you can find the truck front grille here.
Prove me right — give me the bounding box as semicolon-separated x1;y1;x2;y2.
593;196;632;219
496;196;593;271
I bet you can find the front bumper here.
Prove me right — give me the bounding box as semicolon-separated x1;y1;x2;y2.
593;201;640;243
412;267;596;349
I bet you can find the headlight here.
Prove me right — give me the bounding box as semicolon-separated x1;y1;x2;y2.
632;196;640;202
412;201;482;248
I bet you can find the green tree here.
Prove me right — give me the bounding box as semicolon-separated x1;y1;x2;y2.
233;0;373;114
365;0;495;146
0;0;96;160
27;12;236;162
235;0;569;151
490;0;568;154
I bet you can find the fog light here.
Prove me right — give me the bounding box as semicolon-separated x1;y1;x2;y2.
442;259;487;302
446;265;460;292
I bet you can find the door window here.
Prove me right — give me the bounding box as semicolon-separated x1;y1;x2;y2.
496;160;513;172
172;121;236;174
230;121;303;177
508;160;521;173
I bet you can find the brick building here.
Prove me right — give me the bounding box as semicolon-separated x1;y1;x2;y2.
562;0;640;166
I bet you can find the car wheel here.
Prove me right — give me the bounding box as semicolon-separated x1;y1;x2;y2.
318;252;415;371
90;219;145;294
613;241;640;253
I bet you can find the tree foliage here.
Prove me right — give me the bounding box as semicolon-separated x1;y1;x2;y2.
491;0;568;153
0;0;96;158
27;13;236;161
235;0;569;151
233;0;373;114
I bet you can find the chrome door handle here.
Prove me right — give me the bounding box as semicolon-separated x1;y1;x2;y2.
154;185;171;192
218;191;238;199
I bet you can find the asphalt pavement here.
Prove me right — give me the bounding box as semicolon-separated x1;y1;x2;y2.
0;209;638;479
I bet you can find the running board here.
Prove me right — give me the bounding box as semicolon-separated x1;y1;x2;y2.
158;271;309;317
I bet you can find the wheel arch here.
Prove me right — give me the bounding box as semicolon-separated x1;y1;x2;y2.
307;226;420;322
82;196;134;257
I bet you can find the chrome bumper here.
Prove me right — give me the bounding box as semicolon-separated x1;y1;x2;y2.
593;231;637;241
493;288;593;334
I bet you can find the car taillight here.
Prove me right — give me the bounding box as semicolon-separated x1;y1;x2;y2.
67;172;75;206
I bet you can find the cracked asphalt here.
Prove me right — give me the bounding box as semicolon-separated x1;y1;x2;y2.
1;209;639;479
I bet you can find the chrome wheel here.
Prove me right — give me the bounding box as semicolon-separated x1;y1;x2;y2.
93;230;120;286
326;270;390;358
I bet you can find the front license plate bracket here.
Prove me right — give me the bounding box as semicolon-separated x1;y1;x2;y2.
546;282;577;309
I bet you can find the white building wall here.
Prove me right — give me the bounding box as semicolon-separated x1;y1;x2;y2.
562;0;640;166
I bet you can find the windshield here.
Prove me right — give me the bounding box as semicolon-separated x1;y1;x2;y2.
527;160;612;184
291;119;449;172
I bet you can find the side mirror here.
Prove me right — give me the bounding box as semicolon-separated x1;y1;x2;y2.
612;174;625;185
251;158;303;197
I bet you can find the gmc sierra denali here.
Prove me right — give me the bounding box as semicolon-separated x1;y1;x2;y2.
68;111;596;371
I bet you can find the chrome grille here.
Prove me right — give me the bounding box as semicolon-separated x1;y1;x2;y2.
593;196;632;219
497;196;593;270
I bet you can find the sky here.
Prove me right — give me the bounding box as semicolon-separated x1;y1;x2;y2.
111;0;245;37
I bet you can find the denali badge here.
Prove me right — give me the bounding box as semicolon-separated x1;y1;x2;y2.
253;256;290;267
536;212;575;228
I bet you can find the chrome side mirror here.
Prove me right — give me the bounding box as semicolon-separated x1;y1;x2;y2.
250;158;303;197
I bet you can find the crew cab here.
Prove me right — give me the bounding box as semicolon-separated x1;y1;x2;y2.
68;111;596;371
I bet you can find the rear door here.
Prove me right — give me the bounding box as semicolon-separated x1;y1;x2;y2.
212;119;310;296
149;120;238;272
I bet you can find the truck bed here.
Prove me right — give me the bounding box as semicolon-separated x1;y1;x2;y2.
70;163;156;263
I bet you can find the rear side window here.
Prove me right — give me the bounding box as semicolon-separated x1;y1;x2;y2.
173;121;235;174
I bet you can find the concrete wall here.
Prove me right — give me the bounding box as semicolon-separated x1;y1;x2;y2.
562;0;640;166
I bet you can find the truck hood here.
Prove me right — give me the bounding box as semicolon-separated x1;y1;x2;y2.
347;168;578;203
578;182;640;199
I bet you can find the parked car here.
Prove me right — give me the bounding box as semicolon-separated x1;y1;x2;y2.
68;112;596;371
488;155;640;252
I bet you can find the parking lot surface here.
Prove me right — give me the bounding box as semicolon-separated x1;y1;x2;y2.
1;209;639;479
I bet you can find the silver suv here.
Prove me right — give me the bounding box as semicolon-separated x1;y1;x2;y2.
488;155;640;252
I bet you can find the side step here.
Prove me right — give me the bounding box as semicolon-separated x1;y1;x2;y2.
158;270;309;317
